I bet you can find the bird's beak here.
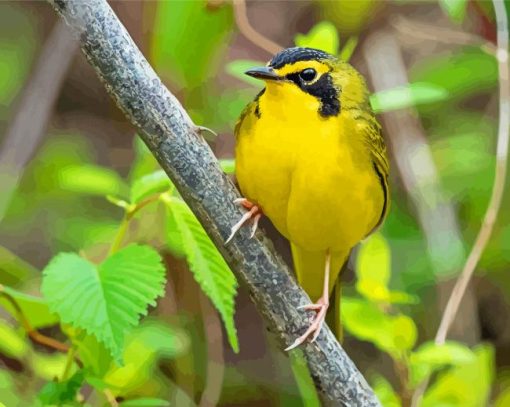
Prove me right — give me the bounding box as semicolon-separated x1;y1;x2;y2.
244;66;281;81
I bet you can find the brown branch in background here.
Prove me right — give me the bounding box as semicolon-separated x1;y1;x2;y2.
198;293;225;407
0;19;78;222
0;285;69;353
391;15;497;56
233;0;282;55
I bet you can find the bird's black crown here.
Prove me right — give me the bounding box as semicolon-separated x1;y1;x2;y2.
269;47;335;69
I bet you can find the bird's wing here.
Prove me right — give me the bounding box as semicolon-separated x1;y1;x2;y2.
357;113;390;234
234;89;265;139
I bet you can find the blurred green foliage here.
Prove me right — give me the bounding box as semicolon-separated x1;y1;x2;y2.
0;0;506;406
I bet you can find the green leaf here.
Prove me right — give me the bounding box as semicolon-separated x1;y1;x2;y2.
410;48;497;102
422;345;494;407
38;370;85;405
130;170;173;204
225;59;266;87
356;233;391;302
0;245;38;287
56;164;127;196
370;83;449;113
41;245;166;363
152;0;233;88
371;375;401;407
289;349;320;407
162;195;239;352
409;341;476;386
439;0;467;24
342;297;417;359
219;159;235;174
0;285;58;328
339;37;358;62
0;320;27;358
295;21;339;55
120;399;170;407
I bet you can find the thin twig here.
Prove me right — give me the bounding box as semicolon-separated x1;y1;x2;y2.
47;0;381;404
0;19;77;222
0;285;69;353
411;1;509;405
198;293;225;407
233;0;282;55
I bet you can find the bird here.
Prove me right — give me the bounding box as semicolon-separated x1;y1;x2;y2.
227;47;389;350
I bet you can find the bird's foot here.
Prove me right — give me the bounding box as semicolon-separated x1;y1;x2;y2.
225;198;262;244
285;297;329;351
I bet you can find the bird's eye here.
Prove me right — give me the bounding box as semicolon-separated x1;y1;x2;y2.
299;68;317;82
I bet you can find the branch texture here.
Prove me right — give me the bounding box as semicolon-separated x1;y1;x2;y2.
47;0;380;405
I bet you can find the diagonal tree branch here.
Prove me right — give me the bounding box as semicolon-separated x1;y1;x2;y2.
47;0;380;405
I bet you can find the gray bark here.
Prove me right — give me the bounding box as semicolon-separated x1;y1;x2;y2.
47;0;381;405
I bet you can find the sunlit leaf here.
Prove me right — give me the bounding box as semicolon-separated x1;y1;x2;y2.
162;195;239;352
439;0;467;24
409;341;476;386
356;233;391;302
225;59;265;87
342;297;416;358
0;320;27;358
295;21;339;55
56;164;127;197
339;37;358;61
422;345;494;407
41;245;166;363
0;285;58;328
370;83;449;113
130;170;172;204
219;159;235;174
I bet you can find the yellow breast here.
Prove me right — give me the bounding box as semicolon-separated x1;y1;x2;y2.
235;82;384;252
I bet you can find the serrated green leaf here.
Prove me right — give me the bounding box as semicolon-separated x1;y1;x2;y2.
225;59;266;87
41;245;166;363
295;21;339;55
130;170;172;204
439;0;467;24
370;82;449;113
56;164;127;197
0;285;58;328
38;370;85;405
162;195;239;352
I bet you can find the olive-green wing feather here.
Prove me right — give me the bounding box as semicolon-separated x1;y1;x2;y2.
356;112;390;234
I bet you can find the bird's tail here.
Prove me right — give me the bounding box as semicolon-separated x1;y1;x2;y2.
291;243;348;341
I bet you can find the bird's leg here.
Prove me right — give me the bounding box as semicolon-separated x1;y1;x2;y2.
225;198;262;244
285;249;331;351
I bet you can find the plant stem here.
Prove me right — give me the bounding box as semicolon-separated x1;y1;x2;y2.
61;346;76;381
108;213;130;256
